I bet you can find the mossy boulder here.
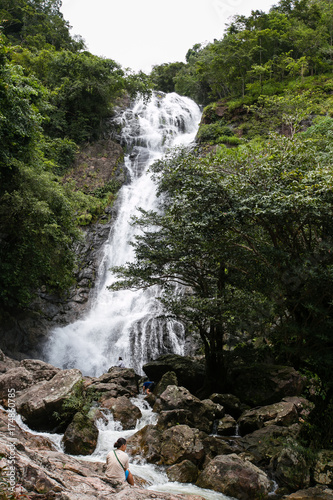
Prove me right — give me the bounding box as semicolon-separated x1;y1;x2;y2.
62;411;98;455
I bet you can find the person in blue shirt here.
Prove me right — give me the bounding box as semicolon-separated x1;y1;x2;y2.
142;381;155;394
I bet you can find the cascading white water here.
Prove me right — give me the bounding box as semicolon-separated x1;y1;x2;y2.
13;397;233;499
43;92;202;376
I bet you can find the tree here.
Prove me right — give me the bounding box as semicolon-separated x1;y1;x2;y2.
0;43;80;307
150;62;186;93
109;148;269;391
0;0;84;51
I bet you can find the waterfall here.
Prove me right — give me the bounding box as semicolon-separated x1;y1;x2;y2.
43;92;202;377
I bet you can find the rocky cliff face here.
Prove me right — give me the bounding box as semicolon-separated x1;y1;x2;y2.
0;138;125;360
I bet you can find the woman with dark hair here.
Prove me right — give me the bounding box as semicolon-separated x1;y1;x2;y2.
106;437;134;485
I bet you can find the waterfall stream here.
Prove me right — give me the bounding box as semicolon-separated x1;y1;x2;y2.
14;397;233;500
43;92;202;376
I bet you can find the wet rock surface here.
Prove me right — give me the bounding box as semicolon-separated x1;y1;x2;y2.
143;354;205;395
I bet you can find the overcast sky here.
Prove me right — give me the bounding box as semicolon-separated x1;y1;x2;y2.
60;0;277;73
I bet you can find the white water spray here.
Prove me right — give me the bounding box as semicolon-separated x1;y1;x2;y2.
44;92;202;376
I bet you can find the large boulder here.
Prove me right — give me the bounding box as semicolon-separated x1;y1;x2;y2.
101;395;142;429
313;450;333;488
274;446;311;491
143;354;205;395
282;486;333;499
127;424;163;463
209;392;248;418
62;411;98;455
216;414;238;436
240;423;302;468
154;370;178;397
160;425;206;466
196;453;273;499
238;399;301;435
202;435;244;463
167;460;199;483
0;359;59;404
154;385;223;433
87;366;139;398
0;349;20;373
16;368;83;430
229;364;306;406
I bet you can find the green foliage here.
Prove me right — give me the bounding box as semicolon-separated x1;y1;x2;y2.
53;380;101;424
150;62;186;93
93;179;122;199
42;137;78;174
0;51;81;307
0;0;84;51
196;121;233;143
169;0;333;105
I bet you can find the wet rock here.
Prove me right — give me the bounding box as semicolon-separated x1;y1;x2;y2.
238;399;301;435
63;411;98;455
274;446;311;491
16;368;83;431
0;359;59;404
0;349;20;373
127;424;163;463
154;370;178;396
209;392;248;418
216;414;237;436
160;425;206;466
0;407;201;499
240;423;301;467
167;459;199;483
156;408;194;430
154;385;222;433
196;453;273;499
229;364;306;406
282;485;333;499
114;485;204;500
202;435;243;463
143;354;205;395
313;450;333;488
101;395;142;429
88;367;139;398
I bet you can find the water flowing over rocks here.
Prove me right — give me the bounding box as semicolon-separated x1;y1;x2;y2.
101;395;142;429
0;353;333;499
0;137;125;362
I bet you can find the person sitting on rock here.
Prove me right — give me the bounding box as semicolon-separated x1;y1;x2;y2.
117;356;125;368
106;437;134;486
142;380;155;394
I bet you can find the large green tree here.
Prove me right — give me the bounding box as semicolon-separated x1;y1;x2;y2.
0;41;80;307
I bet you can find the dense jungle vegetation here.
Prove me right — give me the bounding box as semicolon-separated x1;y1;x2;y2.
1;0;333;449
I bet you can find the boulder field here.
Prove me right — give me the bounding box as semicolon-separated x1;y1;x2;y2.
0;350;332;500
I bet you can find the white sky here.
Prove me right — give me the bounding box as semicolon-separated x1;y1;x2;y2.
60;0;277;73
